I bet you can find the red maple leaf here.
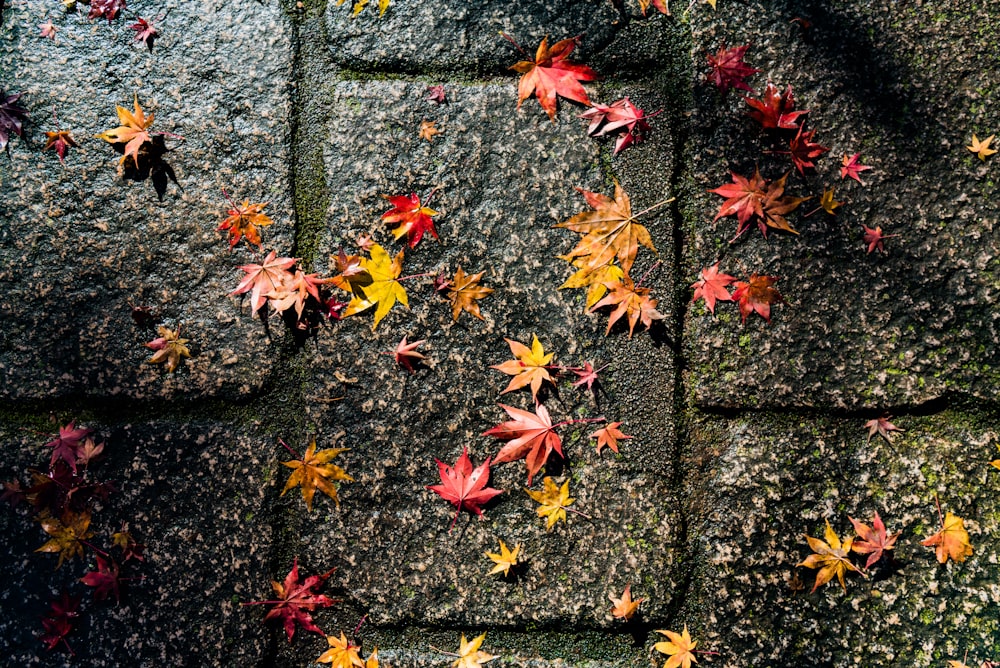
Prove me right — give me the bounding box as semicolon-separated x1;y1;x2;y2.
244;558;336;642
387;335;426;373
484;403;563;485
510;35;598;121
786;125;829;174
710;167;766;230
426;85;446;104
580;97;655;154
426;447;503;531
40;591;80;653
130;16;159;48
80;555;121;603
732;274;784;324
841;153;872;184
863;414;902;442
44;421;93;473
691;262;736;313
861;225;897;254
571;361;606;392
849;512;900;569
88;0;126;22
381;193;438;248
745;82;808;130
705;44;760;94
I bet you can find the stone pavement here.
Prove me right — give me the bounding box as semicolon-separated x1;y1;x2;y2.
1;0;999;666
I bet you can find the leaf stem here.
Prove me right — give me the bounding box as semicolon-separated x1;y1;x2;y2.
635;260;662;288
552;416;606;429
398;272;434;282
499;31;525;54
277;438;300;460
632;197;675;220
352;614;368;638
566;507;592;520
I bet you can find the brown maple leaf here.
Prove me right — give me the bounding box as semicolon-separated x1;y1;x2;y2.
510;35;598;121
244;558;336;641
756;172;809;239
556;180;658;276
921;509;973;564
745;82;808;130
418;119;441;142
219;195;273;249
691;262;736;314
610;584;643;620
798;520;862;592
484;403;562;485
443;267;493;322
381;193;438;248
705;44;760;94
490;335;555;401
281;438;353;511
732;274;784;324
589;277;663;338
591;422;631;454
146;325;191;373
426;447;504;531
849;511;900;569
36;510;94;568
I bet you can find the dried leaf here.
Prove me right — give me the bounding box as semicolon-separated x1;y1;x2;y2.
316;632;364;668
861;225;897;254
36;510;94;568
0;89;29;152
798;520;861;592
921;510;973;564
610;584;643;620
485;403;562;485
849;511;900;569
589;277;663;338
745;82;808;130
444;267;493;321
967;134;997;161
281;439;353;511
510;35;597;121
490;335;555;401
731;274;783;324
591;422;631;454
418;119;441;142
146;325;191;373
526;476;574;530
342;244;409;330
219;198;273;249
452;633;496;668
80;555;121;602
485;540;520;576
248;558;336;642
96;94;155;168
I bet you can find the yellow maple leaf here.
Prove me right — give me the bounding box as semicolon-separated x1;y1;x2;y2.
36;510;94;568
967;134;997;161
559;260;624;310
96;94;155;168
921;510;973;564
452;633;496;668
485;540;520;576
526;476;574;531
610;583;643;620
654;626;698;668
490;334;555;401
146;325;191;373
797;519;862;592
704;0;717;8
339;0;390;17
281;439;353;511
316;632;364;668
342;243;408;329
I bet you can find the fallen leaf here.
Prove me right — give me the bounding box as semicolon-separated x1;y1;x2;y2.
712;169;807;241
691;262;736;314
426;85;446;104
863;414;902;442
635;0;668;16
967;134;996;161
510;35;597;121
232;251;297;315
485;403;562;485
745;82;808;129
43;129;77;165
146;325;191;373
39;19;58;39
654;626;698;668
419;119;441;142
526;476;574;530
96;94;155;168
444;267;493;321
80;555;121;602
130;16;159;48
589;277;663;337
0;90;29;152
88;0;126;22
610;584;643;620
246;558;336;641
426;448;503;530
571;361;605;391
218;198;273;249
807;187;841;216
849;511;900;569
381;193;438;248
485;540;520;576
591;422;631;454
40;591;79;653
705;44;759;94
861;225;897;254
786;125;829;174
990;445;1000;471
389;335;426;373
840;153;872;184
798;519;861;592
281;439;353;511
452;633;496;668
731;274;783;324
36;510;94;568
921;510;973;564
316;632;364;668
44;421;92;472
580;96;654;154
75;438;104;467
342;244;409;330
490;335;555;401
268;269;330;319
337;0;389;17
559;260;624;310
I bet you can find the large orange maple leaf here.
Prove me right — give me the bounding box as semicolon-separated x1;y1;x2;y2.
510;36;597;121
484;403;563;485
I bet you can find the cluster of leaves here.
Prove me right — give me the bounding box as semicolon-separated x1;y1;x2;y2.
2;421;146;654
691;262;783;324
39;1;161;47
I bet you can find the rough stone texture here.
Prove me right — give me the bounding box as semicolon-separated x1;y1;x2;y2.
684;411;1000;666
684;1;1000;410
0;0;294;401
0;420;275;666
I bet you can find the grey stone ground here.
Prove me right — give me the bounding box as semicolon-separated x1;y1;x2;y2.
1;0;999;666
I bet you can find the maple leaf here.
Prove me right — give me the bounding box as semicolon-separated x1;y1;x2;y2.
861;225;897;254
338;0;390;17
381;192;438;248
786;125;829;174
863;414;902;442
0;90;28;152
510;35;597;121
967;134;997;161
922;510;973;564
232;251;297;315
427;448;503;531
281;439;353;511
328;248;368;294
731;274;784;324
560;259;625;310
316;632;364;668
745;82;808;130
571;361;606;392
709;169;806;240
705;44;759;94
96;94;155;168
130;16;159;48
43;129;77;165
245;558;336;641
590;277;663;337
654;626;698;668
840;153;872;185
418;119;441;142
691;262;736;314
111;525;146;562
591;422;631;454
426;85;446;104
341;244;409;329
444;267;493;321
485;540;520;576
75;437;104;467
146;325;191;373
36;510;94;568
556;180;658;276
39;19;58;39
635;0;668;16
80;555;121;602
452;633;496;668
218;197;273;249
990;445;1000;471
580;96;655;154
485;403;563;485
40;591;80;653
805;187;842;217
268;269;330;319
44;421;92;473
849;512;900;569
490;335;555;401
526;476;575;531
610;584;643;620
389;335;426;373
88;0;126;22
798;520;862;592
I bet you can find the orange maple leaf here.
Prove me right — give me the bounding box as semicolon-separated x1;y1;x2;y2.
444;267;494;322
610;583;643;620
490;335;555;401
219;197;273;249
96;94;155;168
484;403;563;485
510;35;597;121
921;510;973;564
591;422;631;454
798;520;862;592
280;439;353;511
654;626;698;668
588;277;663;338
731;273;784;324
